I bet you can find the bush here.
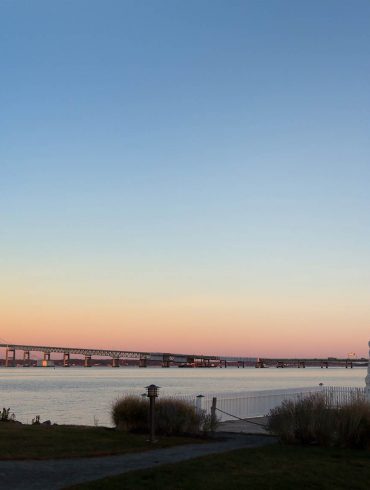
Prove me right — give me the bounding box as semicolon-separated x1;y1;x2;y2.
267;394;337;446
112;396;148;433
156;398;204;436
1;408;16;422
267;393;370;449
336;398;370;449
112;396;213;436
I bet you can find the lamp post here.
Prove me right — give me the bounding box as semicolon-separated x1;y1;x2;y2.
146;384;159;443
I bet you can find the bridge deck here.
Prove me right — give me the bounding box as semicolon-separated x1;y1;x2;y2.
0;344;366;366
0;343;256;363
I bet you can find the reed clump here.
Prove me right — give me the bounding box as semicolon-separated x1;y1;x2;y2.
112;396;214;436
267;393;370;449
335;398;370;449
156;398;207;435
112;396;148;433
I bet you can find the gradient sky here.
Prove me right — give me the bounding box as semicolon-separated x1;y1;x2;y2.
1;0;369;357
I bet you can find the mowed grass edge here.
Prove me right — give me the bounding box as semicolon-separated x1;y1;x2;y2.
0;423;203;460
68;444;370;490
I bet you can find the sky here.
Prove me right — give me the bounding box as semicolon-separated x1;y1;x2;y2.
1;0;369;358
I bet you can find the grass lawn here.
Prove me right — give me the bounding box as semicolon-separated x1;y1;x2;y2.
70;444;370;490
0;422;201;460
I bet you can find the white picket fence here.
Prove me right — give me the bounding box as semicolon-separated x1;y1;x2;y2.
170;386;366;422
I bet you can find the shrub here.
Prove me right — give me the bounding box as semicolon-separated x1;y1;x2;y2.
1;408;15;422
202;412;220;434
267;393;337;446
112;396;213;435
267;393;370;449
1;408;11;422
112;396;148;433
156;398;204;436
336;398;370;449
266;399;296;444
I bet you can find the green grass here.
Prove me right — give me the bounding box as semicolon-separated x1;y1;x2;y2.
0;422;201;460
70;444;370;490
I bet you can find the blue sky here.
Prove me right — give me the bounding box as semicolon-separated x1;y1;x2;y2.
1;1;369;355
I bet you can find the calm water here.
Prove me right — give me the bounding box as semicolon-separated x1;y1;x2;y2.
0;367;366;426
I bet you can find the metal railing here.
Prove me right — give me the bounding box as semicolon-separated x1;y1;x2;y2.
170;386;366;422
323;386;365;407
199;387;325;421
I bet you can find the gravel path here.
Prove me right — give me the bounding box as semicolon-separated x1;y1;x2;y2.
0;433;275;490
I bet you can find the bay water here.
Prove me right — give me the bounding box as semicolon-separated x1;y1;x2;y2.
0;367;366;426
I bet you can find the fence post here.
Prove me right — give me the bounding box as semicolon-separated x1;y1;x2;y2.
211;397;217;433
196;395;204;414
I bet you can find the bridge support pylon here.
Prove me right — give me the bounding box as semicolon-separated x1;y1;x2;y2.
162;354;172;368
63;352;70;367
139;357;147;368
112;358;120;368
5;348;16;367
84;355;92;367
23;350;30;367
187;357;195;367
